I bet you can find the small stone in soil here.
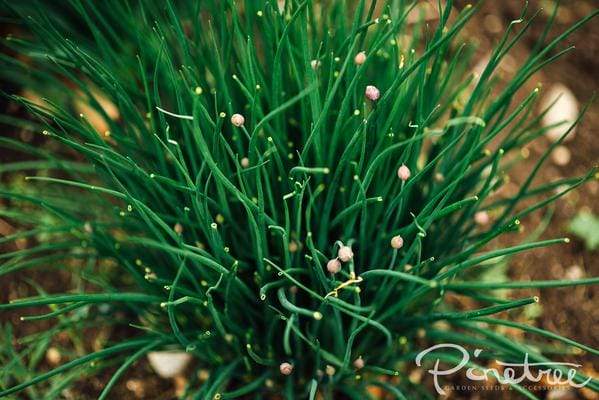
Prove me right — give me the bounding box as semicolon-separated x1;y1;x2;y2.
551;145;571;166
126;379;145;398
565;264;584;280
46;347;61;365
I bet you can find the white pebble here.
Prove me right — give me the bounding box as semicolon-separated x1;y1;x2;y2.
147;351;192;378
565;265;584;280
541;83;578;142
551;145;571;166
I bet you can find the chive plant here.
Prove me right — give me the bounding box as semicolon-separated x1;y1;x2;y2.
1;1;598;398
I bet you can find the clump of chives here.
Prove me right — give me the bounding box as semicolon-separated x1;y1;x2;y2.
0;1;597;399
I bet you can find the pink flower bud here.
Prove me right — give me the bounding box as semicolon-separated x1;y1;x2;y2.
353;356;365;370
338;245;354;262
325;365;336;376
174;222;183;235
397;164;411;181
390;235;404;250
240;157;250;168
327;258;342;274
231;113;245;127
474;211;490;225
277;0;285;13
310;59;321;70
354;51;367;65
365;85;380;101
280;362;293;375
288;241;299;253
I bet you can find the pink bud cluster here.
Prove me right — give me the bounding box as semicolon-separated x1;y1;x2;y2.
365;85;380;101
326;244;354;274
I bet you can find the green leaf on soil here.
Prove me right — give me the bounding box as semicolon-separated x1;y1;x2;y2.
568;211;599;250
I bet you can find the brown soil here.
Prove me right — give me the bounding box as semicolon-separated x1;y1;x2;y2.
433;1;599;399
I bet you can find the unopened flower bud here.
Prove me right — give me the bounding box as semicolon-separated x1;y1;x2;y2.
354;51;366;65
397;164;411;181
365;85;380;101
174;222;183;235
474;211;490;225
338;245;354;262
280;362;293;375
327;258;342;274
325;365;336;376
231;113;245;127
390;235;404;249
353;356;365;370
